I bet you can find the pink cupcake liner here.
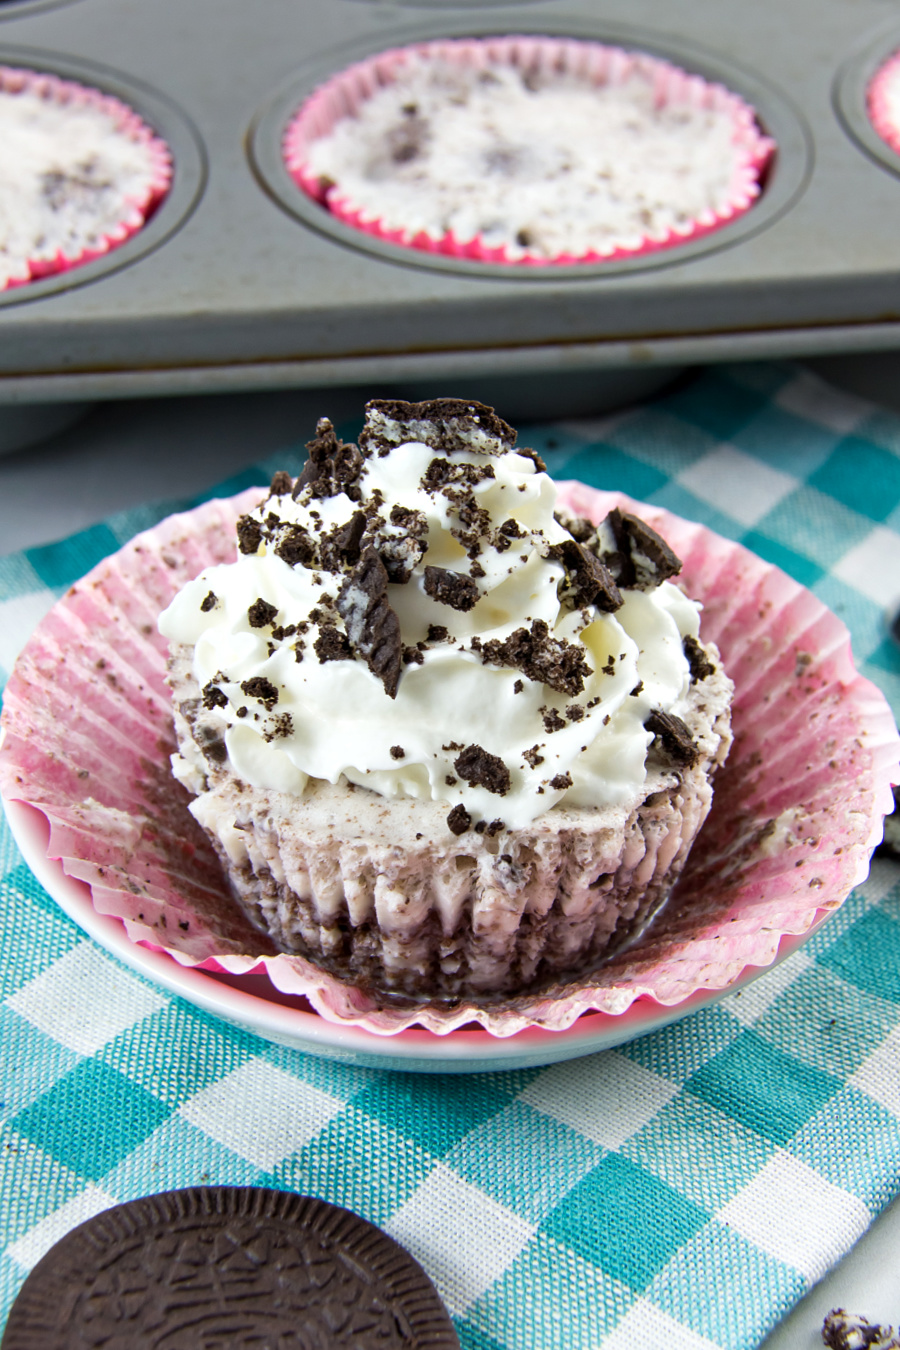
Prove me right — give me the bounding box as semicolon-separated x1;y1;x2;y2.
868;51;900;157
0;65;173;292
283;36;775;266
1;484;897;1037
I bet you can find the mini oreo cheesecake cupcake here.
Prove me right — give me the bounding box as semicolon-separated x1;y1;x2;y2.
0;66;172;291
157;399;733;1001
284;36;774;265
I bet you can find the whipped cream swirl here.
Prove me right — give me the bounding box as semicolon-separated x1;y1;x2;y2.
159;399;704;831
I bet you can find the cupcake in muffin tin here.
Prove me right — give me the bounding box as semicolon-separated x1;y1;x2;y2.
0;64;172;291
284;36;774;265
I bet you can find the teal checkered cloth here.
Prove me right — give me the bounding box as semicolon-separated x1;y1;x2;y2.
1;362;899;1349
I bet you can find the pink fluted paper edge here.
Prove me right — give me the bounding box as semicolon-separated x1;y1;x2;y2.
0;484;897;1039
868;50;900;158
282;36;775;267
0;65;173;292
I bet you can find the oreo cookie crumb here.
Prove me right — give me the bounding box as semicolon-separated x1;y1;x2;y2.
478;619;592;696
202;682;227;710
264;712;294;742
454;744;511;796
236;514;263;555
248;598;279;629
822;1309;900;1350
566;704;585;722
240;676;279;710
447;804;472;835
523;746;544;768
314;625;353;664
402;646;425;665
200;591;218;613
630;680;644;697
603;507;682;590
424;566;480;612
268;470;293;497
646;709;698;766
549;538;622;611
542;708;566;734
390;745;405;759
549;772;573;790
427;624;449;643
684;633;716;683
275;525;317;569
295;418;364;500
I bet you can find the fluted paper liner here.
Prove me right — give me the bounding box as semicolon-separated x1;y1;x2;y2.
0;65;172;291
1;484;897;1037
868;51;900;158
283;36;774;266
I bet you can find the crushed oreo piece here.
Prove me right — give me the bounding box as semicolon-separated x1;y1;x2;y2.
202;682;227;710
275;525;317;569
427;624;450;643
421;457;496;493
566;704;585;722
268;470;293;497
684;633;716;684
236;514;263;555
197;726;227;762
364;397;517;458
542;708;566;734
447;804;472;836
515;445;548;472
523;745;544;768
424;566;480;613
549;772;573;790
337;548;403;698
402;645;425;665
240;676;279;710
630;681;644;697
646;709;698;767
390;745;405;760
454;745;511;796
603;508;682;591
485;819;505;836
314;625;353;664
319;510;367;572
556;511;594;543
822;1309;900;1350
200;591;218;613
295;418;364;500
549;539;622;611
264;712;294;742
248;598;279;629
478;619;592;696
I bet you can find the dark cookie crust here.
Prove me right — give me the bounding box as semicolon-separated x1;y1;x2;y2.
1;1187;460;1350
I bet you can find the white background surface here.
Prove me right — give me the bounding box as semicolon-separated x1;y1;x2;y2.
1;357;899;1348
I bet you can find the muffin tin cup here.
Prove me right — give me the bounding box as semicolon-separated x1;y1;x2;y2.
282;34;775;267
0;62;172;292
0;44;205;309
0;483;896;1038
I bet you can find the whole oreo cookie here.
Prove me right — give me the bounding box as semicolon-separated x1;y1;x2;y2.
1;1187;460;1349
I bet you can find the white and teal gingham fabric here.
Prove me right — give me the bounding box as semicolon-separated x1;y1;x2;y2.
1;361;900;1349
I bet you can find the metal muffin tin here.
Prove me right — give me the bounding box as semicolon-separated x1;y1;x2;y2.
2;0;900;407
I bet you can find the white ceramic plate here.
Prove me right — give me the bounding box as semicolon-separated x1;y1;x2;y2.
4;796;827;1074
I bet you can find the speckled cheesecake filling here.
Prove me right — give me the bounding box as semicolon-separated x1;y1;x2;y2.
168;645;731;999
